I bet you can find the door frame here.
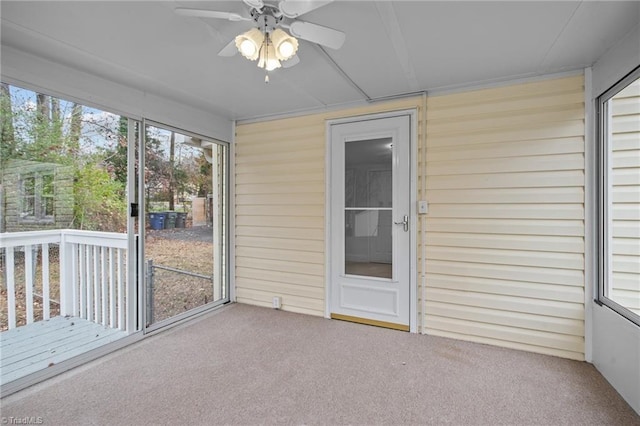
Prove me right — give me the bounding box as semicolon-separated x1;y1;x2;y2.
140;119;231;334
325;109;418;333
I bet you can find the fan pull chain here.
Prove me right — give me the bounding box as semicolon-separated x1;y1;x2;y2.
264;33;271;83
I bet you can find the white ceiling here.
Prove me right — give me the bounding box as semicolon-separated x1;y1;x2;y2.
1;1;639;122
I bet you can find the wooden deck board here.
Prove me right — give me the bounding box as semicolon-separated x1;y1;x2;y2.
2;318;99;357
2;316;86;344
3;323;119;368
1;317;127;385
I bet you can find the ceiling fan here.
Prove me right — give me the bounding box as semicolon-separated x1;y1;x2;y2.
175;0;345;81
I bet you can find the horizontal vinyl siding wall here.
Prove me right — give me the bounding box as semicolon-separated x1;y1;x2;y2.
235;120;327;315
424;75;586;360
610;79;640;315
235;98;423;316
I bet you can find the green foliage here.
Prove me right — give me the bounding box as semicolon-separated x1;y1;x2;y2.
3;84;213;232
73;162;126;232
104;116;129;187
1;83;16;164
2;84;127;232
195;153;212;197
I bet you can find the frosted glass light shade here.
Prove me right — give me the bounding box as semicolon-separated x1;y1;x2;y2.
235;28;264;61
258;42;281;71
271;28;298;61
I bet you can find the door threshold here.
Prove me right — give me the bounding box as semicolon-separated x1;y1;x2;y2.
330;313;409;331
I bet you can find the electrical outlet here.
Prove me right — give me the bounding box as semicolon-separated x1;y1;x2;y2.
418;200;428;214
272;296;281;310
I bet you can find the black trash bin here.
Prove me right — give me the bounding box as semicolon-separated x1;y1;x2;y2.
176;212;187;228
165;212;177;229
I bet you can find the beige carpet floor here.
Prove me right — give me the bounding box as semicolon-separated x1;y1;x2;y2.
2;303;639;425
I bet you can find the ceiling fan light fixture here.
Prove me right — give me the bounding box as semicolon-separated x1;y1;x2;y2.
176;2;346;79
270;28;298;61
235;27;264;60
258;41;281;71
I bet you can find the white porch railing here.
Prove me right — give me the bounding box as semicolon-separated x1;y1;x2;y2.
1;229;134;333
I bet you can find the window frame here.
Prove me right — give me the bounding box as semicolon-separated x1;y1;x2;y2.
19;171;55;223
41;173;55;217
596;64;640;327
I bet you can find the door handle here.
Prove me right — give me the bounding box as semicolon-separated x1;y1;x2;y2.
394;215;409;232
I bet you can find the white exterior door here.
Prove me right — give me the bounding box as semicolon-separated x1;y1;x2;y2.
329;115;411;330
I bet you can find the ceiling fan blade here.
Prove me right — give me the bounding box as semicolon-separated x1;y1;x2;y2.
174;8;251;22
288;21;345;49
278;0;333;18
243;0;264;10
282;54;300;68
218;39;238;57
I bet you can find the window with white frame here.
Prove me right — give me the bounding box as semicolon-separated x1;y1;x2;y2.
597;65;640;326
19;172;55;221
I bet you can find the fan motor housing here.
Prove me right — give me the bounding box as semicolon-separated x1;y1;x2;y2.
251;5;282;33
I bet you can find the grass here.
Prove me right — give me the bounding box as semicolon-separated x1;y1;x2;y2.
144;237;215;324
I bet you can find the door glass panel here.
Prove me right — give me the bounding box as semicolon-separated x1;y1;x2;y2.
1;83;133;383
144;124;227;327
344;138;393;279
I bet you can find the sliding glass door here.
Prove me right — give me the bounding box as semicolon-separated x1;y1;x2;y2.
1;83;139;390
141;122;228;331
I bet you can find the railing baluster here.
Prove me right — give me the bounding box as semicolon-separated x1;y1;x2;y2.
101;246;108;326
59;236;68;317
59;231;74;318
77;244;82;317
118;249;125;331
93;245;99;324
42;243;50;320
109;247;116;328
80;244;88;319
2;230;129;331
85;244;92;321
7;248;16;329
25;245;34;324
71;242;78;316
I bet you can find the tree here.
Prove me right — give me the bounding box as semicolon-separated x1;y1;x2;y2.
51;98;60;123
69;103;82;154
0;83;16;164
50;98;63;151
36;94;50;124
104;116;130;187
197;153;212;197
2;85;128;232
35;94;51;149
73;161;127;232
168;131;175;210
3;84;214;232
